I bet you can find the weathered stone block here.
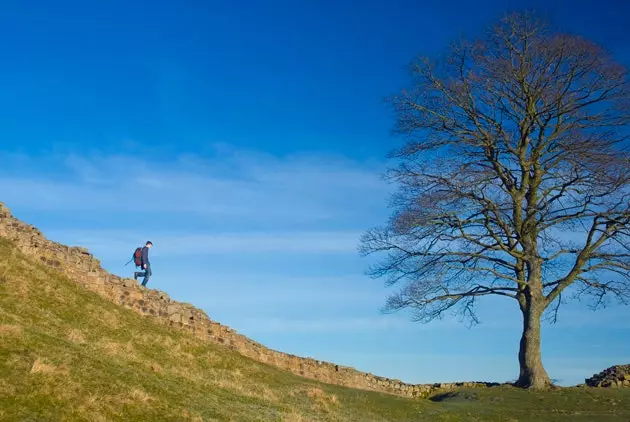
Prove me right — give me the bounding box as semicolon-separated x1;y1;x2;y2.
128;290;143;301
167;304;182;314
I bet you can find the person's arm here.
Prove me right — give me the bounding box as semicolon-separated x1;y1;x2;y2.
142;247;149;268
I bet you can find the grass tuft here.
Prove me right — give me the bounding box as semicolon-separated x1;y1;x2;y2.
67;328;86;344
30;357;68;375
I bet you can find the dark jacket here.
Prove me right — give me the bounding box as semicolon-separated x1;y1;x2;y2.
141;246;150;266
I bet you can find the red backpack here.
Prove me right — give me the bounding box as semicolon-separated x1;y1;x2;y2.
125;247;143;267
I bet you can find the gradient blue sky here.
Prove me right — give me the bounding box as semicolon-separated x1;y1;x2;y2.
1;0;628;386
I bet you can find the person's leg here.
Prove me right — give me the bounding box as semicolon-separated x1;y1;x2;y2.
141;266;150;286
141;264;151;286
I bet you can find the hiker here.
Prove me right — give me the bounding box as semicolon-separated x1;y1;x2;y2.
133;241;153;287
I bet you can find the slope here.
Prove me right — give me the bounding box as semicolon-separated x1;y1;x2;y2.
2;235;630;421
0;202;495;399
0;237;428;421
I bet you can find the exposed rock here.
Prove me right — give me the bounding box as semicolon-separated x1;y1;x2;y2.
585;365;630;388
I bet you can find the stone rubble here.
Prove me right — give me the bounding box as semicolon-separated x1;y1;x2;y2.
585;365;630;388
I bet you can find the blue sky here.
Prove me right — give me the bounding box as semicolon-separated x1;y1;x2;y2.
1;0;628;386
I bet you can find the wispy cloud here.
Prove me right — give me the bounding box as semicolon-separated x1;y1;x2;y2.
182;274;385;305
230;315;446;333
46;229;364;255
0;145;391;225
543;305;630;329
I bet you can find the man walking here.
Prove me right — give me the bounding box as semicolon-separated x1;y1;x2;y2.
134;241;153;287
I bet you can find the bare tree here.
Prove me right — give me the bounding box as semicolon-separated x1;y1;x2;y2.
360;12;630;389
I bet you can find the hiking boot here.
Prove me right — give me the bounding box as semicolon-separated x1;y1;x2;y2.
133;272;139;280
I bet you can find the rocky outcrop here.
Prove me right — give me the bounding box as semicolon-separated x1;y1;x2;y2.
585;365;630;388
0;202;499;398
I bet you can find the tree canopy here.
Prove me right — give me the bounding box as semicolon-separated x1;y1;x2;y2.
360;12;630;388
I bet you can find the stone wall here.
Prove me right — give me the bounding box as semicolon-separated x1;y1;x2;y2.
0;202;497;398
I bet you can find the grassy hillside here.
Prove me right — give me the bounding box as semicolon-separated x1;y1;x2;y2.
1;237;629;422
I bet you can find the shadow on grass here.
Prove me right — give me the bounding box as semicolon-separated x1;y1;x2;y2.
429;392;458;402
429;391;480;402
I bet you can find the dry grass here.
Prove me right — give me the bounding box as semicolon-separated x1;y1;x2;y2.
291;386;339;413
0;323;22;337
171;342;196;362
4;273;29;298
148;361;164;374
30;357;67;375
5;354;22;369
74;393;120;421
282;409;306;422
171;365;204;383
307;386;338;402
76;393;104;412
212;370;280;403
137;333;176;348
134;332;157;345
134;333;199;363
86;413;109;422
181;409;205;422
160;334;175;348
0;378;16;395
96;338;137;360
95;308;121;329
73;390;156;418
41;280;69;303
129;388;154;404
67;328;86;344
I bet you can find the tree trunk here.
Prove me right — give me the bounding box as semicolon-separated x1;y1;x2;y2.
516;298;552;389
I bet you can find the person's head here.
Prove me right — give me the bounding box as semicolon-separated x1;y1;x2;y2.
146;241;153;248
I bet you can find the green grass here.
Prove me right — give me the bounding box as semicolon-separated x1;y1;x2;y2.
0;237;629;421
